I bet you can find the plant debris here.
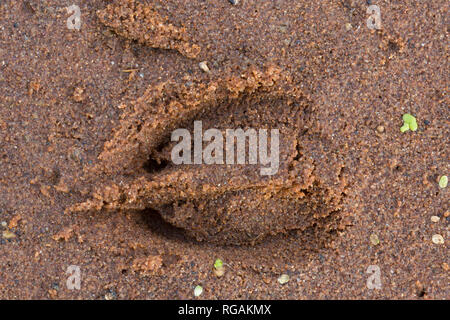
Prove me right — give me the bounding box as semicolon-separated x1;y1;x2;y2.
400;113;418;132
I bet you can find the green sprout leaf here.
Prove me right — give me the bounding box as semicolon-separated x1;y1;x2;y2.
402;113;415;123
400;123;410;132
214;259;223;269
194;285;203;297
439;175;448;189
401;113;418;132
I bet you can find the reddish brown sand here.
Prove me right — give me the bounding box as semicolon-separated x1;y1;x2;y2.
0;0;448;299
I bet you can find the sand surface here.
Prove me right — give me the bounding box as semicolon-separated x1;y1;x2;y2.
0;0;448;299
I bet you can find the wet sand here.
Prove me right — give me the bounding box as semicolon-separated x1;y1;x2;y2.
0;0;448;299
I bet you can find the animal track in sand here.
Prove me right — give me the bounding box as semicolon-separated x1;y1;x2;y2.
71;65;350;246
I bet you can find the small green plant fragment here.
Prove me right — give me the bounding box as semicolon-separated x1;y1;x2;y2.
400;113;418;132
194;285;203;297
214;259;223;269
213;259;225;277
400;124;409;132
402;113;415;124
409;121;418;131
439;175;448;189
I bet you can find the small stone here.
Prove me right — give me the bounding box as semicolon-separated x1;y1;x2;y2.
213;266;225;277
8;215;21;229
370;233;380;245
199;61;210;73
1;221;7;228
277;274;290;285
430;216;440;223
104;293;113;300
438;175;448;189
229;0;239;5
194;285;203;297
2;230;16;239
376;125;385;133
104;290;117;300
431;234;444;245
345;23;352;31
48;289;58;299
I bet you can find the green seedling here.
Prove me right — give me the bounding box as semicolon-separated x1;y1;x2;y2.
400;113;418;132
439;175;448;189
213;259;225;277
214;259;223;270
194;285;203;297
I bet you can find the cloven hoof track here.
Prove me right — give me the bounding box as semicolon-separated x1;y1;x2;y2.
70;65;349;246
